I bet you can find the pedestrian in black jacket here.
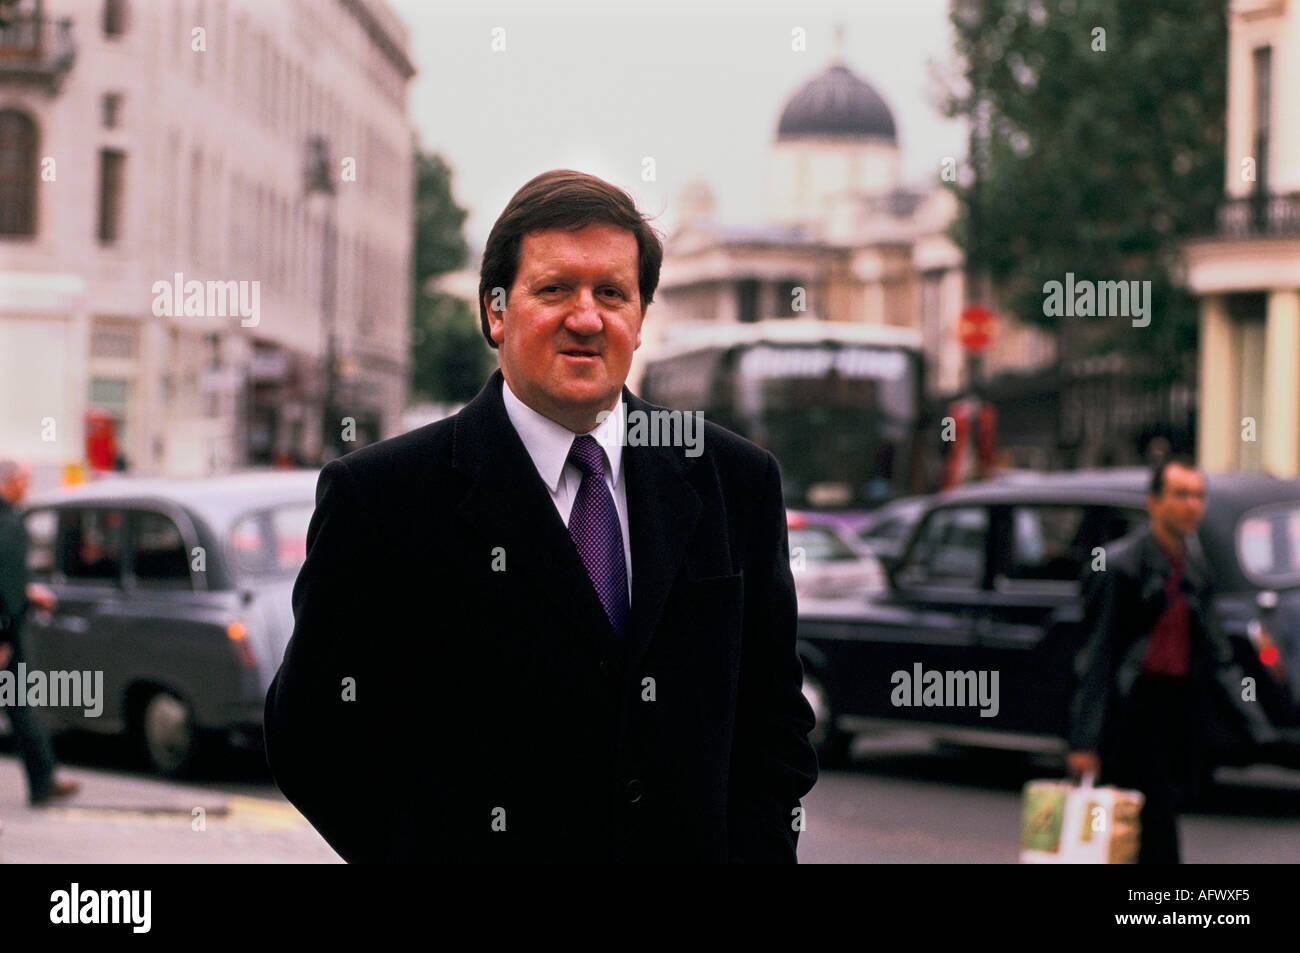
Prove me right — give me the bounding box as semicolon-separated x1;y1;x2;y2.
1067;456;1262;863
0;458;80;805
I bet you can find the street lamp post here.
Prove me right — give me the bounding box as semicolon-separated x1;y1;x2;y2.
304;135;338;463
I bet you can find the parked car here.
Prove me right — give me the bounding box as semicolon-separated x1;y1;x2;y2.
16;470;319;775
787;511;885;601
798;469;1300;769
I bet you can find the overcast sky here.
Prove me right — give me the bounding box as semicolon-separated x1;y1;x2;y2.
388;0;969;250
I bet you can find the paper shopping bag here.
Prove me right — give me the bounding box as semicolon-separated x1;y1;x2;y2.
1019;775;1143;863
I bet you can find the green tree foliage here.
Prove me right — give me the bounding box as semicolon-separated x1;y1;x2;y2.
412;290;495;404
413;151;469;281
410;146;495;402
941;0;1227;384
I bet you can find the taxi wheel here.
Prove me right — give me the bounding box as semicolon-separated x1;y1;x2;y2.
137;690;201;777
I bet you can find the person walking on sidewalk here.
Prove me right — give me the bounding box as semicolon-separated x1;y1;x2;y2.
0;458;80;806
1066;456;1270;863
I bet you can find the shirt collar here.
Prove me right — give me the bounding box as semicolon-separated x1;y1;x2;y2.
501;377;624;492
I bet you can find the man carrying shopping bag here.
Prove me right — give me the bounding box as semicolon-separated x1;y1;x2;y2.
1065;456;1271;864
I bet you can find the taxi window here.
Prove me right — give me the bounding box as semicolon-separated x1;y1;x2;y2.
132;510;192;589
1005;506;1087;582
23;509;56;581
1237;504;1300;587
229;503;313;577
59;507;125;582
899;507;988;588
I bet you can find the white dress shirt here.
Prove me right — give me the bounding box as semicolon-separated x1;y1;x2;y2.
502;378;632;600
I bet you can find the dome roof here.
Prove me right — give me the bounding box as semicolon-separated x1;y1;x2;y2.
776;64;896;142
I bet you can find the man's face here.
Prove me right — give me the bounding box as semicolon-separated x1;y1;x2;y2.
1148;463;1207;540
485;224;646;433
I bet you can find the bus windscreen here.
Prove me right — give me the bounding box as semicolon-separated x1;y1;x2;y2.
642;341;922;511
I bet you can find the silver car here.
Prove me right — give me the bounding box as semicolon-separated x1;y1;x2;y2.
14;470;317;776
788;517;886;602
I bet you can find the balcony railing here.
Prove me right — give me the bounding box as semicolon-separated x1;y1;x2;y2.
0;14;76;91
1213;193;1300;239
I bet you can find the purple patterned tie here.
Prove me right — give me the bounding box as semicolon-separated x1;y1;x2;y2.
567;435;629;639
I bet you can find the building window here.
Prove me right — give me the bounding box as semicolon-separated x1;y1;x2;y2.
104;0;127;37
90;376;130;407
775;279;803;317
102;93;122;128
736;279;760;323
97;148;126;244
0;110;38;237
1252;46;1271;196
91;324;138;358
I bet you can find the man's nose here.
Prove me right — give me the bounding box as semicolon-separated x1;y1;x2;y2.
565;287;603;334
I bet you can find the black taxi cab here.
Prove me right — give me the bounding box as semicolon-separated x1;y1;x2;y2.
798;469;1300;769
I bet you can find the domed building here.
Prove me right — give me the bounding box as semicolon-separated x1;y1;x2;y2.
768;55;902;228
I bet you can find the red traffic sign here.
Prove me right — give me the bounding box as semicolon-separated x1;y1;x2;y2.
958;304;997;352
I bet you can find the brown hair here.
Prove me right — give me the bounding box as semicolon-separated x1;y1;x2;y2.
1149;454;1201;496
477;170;664;349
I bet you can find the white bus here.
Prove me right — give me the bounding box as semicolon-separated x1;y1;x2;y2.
638;319;927;515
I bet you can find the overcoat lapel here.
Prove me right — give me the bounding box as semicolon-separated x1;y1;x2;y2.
452;370;618;659
621;389;702;671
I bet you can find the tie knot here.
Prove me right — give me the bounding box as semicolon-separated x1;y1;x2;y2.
568;434;605;479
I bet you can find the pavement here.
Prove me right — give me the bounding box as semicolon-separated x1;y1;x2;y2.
7;728;1298;863
0;755;341;863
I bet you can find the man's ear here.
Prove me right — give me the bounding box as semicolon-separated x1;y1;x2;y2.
485;291;507;346
635;304;647;349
